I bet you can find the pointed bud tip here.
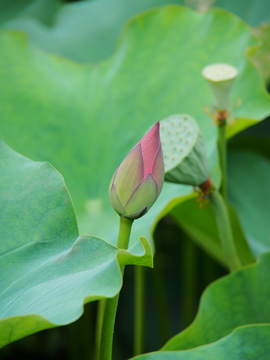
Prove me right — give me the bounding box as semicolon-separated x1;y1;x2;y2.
141;121;160;141
140;122;162;177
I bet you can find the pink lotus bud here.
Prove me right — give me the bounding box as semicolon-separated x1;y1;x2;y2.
109;122;164;220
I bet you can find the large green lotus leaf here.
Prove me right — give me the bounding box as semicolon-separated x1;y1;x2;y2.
169;194;254;266
0;6;270;247
131;325;270;359
0;138;153;348
228;151;270;257
162;250;270;351
2;0;270;63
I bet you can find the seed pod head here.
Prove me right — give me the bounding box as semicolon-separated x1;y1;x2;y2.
202;63;238;111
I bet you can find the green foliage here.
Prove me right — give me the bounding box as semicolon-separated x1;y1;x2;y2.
162;250;270;351
250;23;270;84
0;0;61;25
170;194;254;267
169;149;270;330
1;0;270;63
228;151;270;257
215;0;270;25
1;2;270;357
131;325;270;359
0;138;153;348
0;6;269;249
1;0;183;63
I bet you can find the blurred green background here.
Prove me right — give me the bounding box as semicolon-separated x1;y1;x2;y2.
1;0;270;359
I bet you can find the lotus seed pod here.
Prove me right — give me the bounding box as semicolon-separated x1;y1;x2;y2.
160;114;209;186
201;63;238;111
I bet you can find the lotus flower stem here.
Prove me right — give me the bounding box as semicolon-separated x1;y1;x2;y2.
116;216;133;249
99;217;133;360
209;190;241;272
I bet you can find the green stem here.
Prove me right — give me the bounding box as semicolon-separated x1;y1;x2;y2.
116;216;133;250
99;217;133;360
209;190;241;272
95;299;106;360
218;120;227;200
134;266;145;356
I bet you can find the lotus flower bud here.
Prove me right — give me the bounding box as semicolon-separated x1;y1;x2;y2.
201;63;238;111
109;122;164;220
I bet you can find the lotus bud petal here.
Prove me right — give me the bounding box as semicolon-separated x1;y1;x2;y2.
109;122;164;220
201;63;238;111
